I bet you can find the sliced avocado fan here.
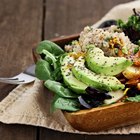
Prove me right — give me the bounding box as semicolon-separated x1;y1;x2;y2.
61;53;88;93
86;47;133;76
72;56;125;91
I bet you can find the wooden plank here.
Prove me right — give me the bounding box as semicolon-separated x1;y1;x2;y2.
85;135;140;140
0;0;43;139
0;0;43;100
41;0;134;140
44;0;132;39
40;129;140;140
0;123;37;140
39;128;85;140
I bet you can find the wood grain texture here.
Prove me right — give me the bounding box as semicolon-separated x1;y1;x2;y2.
39;129;85;140
0;123;37;140
0;0;42;100
44;0;132;39
85;135;140;140
39;129;140;140
0;0;42;77
0;0;43;139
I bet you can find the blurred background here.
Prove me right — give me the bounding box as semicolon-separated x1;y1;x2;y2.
44;0;133;39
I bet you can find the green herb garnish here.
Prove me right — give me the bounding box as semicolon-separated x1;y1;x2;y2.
117;8;140;44
125;95;140;102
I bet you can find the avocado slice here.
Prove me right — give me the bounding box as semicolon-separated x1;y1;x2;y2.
86;47;133;76
61;53;88;93
72;56;125;91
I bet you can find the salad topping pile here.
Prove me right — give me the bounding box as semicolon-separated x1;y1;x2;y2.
35;9;140;112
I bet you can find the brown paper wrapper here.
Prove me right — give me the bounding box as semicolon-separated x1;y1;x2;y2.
0;0;140;135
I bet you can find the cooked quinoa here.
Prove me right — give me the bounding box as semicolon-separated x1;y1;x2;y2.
79;25;139;57
65;25;139;58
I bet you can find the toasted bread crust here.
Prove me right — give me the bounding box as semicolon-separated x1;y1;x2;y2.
64;102;140;132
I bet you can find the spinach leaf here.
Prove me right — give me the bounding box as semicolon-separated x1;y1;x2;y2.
125;95;140;102
36;40;64;56
51;55;63;81
51;66;62;81
44;80;78;98
35;59;52;80
42;49;57;69
35;51;63;81
51;95;80;112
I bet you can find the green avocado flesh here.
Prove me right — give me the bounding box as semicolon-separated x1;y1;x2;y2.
86;47;133;76
61;53;88;93
72;56;125;91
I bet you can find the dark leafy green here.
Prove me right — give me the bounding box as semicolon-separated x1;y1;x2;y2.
36;40;64;56
35;59;52;80
51;95;80;112
125;95;140;102
117;8;140;44
51;55;63;81
42;49;57;69
44;80;78;98
36;41;64;81
51;66;62;81
35;58;62;82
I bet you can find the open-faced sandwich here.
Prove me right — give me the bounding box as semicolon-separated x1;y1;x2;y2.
35;9;140;132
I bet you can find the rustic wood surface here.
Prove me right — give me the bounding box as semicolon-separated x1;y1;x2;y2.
0;0;42;139
0;0;139;140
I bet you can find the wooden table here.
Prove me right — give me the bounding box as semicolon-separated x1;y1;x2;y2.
0;0;139;139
